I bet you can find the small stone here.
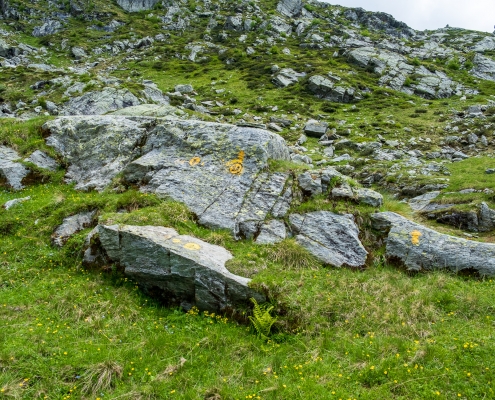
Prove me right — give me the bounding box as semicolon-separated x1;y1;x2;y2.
3;196;31;210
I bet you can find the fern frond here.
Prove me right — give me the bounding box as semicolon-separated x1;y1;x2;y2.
249;298;277;339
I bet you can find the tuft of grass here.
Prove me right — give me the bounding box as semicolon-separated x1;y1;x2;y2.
80;361;123;395
264;239;319;270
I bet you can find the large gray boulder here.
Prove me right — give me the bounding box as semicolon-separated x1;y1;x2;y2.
470;54;495;82
86;224;264;312
289;211;368;267
371;212;495;276
60;88;141;116
110;104;183;118
307;75;358;103
44;116;292;236
0;146;29;190
276;0;303;18
116;0;160;12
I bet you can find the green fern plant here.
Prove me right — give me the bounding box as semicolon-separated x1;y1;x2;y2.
248;298;277;340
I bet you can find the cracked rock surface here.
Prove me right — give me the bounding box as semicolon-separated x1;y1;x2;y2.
45;116;291;235
289;211;368;267
0;145;30;190
371;212;495;276
86;224;264;312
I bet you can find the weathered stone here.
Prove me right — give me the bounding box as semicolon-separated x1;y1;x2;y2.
25;150;58;171
409;191;441;211
371;212;495;276
272;68;306;87
52;211;96;247
60;88;141;115
276;0;303;18
255;220;287;244
436;211;479;232
45;116;291;235
116;0;160;12
32;20;62;37
3;196;30;210
110;104;183;118
0;146;29;190
470;53;495;82
174;84;194;94
479;202;495;232
298;171;322;197
307;75;358;103
289;211;368;267
71;46;87;60
355;188;383;207
87;224;264;312
304;120;328;138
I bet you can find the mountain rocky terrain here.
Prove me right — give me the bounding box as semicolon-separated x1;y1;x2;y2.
2;0;495;310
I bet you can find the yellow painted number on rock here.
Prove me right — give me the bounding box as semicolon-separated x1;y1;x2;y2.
411;230;422;246
184;243;201;251
189;156;201;166
226;150;245;175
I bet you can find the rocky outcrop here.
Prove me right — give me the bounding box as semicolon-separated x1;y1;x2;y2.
52;211;96;247
60;88;141;115
85;224;264;312
116;0;160;12
276;0;303;18
307;75;359;103
470;54;495;82
272;68;306;88
0;146;29;190
44;116;291;236
25;150;58;171
32;20;63;37
348;47;467;99
289;211;368;267
371;212;495;276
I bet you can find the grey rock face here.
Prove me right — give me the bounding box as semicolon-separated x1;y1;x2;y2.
355;188;383;207
60;88;141;115
307;75;358;103
276;0;303;17
349;46;466;99
71;46;87;60
478;202;495;232
174;84;194;94
371;212;495;276
470;54;495;82
409;191;441;211
304;120;328;138
255;220;287;244
32;20;63;37
110;104;183;118
45;116;291;235
0;38;19;58
88;224;264;312
3;196;30;210
272;68;306;87
116;0;160;12
52;211;96;247
289;211;368;267
0;146;29;190
25;150;58;171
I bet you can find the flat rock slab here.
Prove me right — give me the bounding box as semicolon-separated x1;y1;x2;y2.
289;211;368;267
255;220;287;244
371;212;495;276
44;116;291;236
52;211;96;247
93;224;264;312
0;146;29;190
3;196;30;210
25;150;58;171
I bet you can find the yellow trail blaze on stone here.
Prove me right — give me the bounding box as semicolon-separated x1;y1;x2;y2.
226;150;245;175
172;238;182;244
183;243;201;251
189;156;201;166
411;230;422;246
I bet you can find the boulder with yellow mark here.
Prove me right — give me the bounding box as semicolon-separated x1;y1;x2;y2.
371;212;495;276
83;224;264;312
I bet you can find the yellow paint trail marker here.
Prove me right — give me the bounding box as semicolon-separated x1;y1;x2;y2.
184;243;201;251
411;230;422;246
